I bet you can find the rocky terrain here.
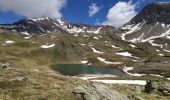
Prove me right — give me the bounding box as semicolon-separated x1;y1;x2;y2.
0;67;170;100
121;3;170;43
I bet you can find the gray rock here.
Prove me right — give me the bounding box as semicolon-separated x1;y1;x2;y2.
73;82;129;100
129;95;145;100
145;80;170;96
0;62;10;69
14;76;25;81
134;86;142;95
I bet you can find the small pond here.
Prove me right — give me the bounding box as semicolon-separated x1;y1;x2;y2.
51;64;125;76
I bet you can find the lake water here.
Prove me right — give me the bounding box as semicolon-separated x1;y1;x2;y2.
51;64;125;76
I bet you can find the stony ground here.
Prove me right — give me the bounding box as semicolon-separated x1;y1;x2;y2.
0;68;88;100
0;67;170;100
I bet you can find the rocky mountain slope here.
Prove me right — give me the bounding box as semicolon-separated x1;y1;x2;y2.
0;17;120;37
121;2;170;43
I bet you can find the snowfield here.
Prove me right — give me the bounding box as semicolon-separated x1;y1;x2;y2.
92;80;146;85
76;75;146;85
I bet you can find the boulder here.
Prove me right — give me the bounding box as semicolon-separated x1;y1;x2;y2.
134;86;142;95
0;62;10;69
128;95;145;100
145;80;170;96
73;82;129;100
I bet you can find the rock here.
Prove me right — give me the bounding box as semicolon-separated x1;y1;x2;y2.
134;86;142;95
14;76;25;81
129;95;145;100
73;82;129;100
0;62;10;69
145;80;170;96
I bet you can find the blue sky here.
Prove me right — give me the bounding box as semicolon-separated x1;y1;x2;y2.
0;0;169;26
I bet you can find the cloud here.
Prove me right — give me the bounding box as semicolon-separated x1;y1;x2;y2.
0;0;67;18
102;1;137;27
88;3;100;17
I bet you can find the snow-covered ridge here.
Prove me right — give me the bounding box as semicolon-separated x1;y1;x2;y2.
30;18;103;34
30;17;50;22
121;21;170;43
121;22;146;41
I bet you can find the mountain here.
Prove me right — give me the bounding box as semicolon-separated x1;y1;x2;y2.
121;2;170;43
0;17;120;37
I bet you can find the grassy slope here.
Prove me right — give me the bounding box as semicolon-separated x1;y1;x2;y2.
0;30;170;76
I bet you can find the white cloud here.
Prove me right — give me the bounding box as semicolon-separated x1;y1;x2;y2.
102;1;137;27
0;0;67;18
88;3;100;17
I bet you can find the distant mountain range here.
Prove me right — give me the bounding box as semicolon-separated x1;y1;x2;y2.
0;3;170;44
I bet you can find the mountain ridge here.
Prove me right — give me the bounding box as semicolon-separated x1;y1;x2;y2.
121;2;170;43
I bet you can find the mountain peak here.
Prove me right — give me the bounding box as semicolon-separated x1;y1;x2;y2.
129;2;170;24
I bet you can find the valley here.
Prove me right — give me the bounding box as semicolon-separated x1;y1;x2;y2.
0;2;170;100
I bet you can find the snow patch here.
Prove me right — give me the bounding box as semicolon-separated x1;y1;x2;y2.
161;23;165;28
97;57;123;65
5;40;15;44
93;37;99;40
92;80;146;85
156;49;160;52
116;52;132;57
23;37;31;39
149;40;163;48
111;45;120;49
123;67;146;77
41;44;55;49
158;54;164;56
121;22;144;41
81;60;88;64
87;27;102;34
21;31;30;36
163;49;170;53
91;47;104;54
116;52;140;59
129;44;136;48
80;44;86;46
31;18;48;22
57;19;65;26
167;78;170;80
